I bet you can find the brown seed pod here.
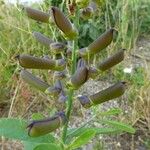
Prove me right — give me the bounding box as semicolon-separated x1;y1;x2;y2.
97;49;125;71
49;6;78;40
25;7;50;23
33;32;53;47
88;28;117;54
17;54;66;71
20;70;49;92
78;82;127;108
27;111;66;137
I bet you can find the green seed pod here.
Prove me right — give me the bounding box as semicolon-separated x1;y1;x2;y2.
68;59;88;89
45;80;62;97
97;49;125;71
80;7;94;20
50;7;78;40
78;82;127;108
50;42;66;54
88;28;117;55
76;0;90;8
25;7;50;23
27;111;66;137
20;70;49;92
33;32;53;47
17;54;66;71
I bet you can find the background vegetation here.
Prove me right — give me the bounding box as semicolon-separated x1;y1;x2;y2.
0;0;150;149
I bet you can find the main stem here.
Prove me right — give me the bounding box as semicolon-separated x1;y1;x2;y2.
62;39;77;143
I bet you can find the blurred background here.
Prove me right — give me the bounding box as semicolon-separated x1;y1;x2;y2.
0;0;150;149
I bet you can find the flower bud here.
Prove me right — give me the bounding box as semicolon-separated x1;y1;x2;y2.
50;42;66;54
33;32;53;47
25;7;50;23
78;82;127;108
17;54;66;71
49;7;78;40
27;111;66;137
97;49;125;71
80;7;94;20
20;70;49;92
88;28;116;54
76;0;90;8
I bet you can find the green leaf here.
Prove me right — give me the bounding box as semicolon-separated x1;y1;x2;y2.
23;142;41;150
33;143;61;150
32;113;45;120
100;108;122;116
67;127;121;139
69;129;96;149
0;118;55;143
100;120;136;134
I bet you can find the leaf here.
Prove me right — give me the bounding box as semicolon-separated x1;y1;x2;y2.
69;129;96;149
100;108;122;116
32;113;45;120
100;120;136;134
67;127;121;139
0;118;55;143
33;143;61;150
23;142;41;150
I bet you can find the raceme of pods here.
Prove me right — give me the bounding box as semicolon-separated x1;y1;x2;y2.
17;4;128;138
27;112;66;137
77;82;127;108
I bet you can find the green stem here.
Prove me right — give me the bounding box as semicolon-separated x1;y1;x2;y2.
62;40;77;143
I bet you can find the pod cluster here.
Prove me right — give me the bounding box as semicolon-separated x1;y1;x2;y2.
17;3;127;137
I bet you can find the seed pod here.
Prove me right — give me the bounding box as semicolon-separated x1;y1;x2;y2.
17;54;66;71
33;32;53;47
97;49;125;71
78;82;127;108
76;0;90;8
80;7;94;20
50;6;78;40
68;59;88;89
27;111;66;137
20;70;49;92
25;7;50;23
88;28;117;55
45;80;62;97
50;42;66;54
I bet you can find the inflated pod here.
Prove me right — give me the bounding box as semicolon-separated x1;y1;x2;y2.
27;111;66;137
50;42;66;54
67;59;88;89
78;28;116;57
25;7;50;23
49;7;78;40
33;32;53;47
78;82;127;108
97;49;125;71
17;54;66;71
20;70;49;92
